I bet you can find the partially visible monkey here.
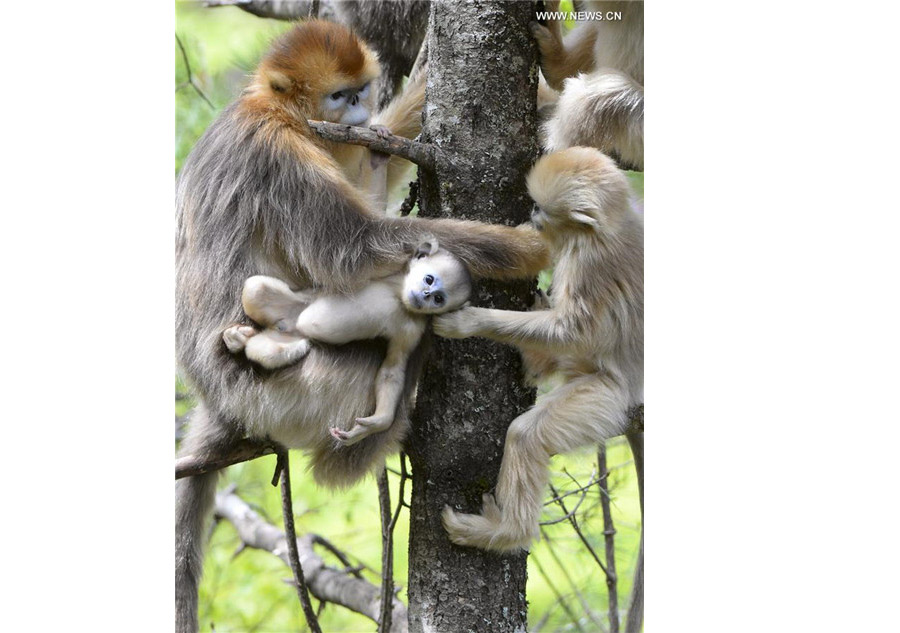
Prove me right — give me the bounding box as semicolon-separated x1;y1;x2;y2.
333;61;427;214
176;20;548;633
223;238;472;445
333;0;430;109
434;147;643;552
533;1;644;170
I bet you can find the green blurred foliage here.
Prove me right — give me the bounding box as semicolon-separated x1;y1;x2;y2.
176;3;642;631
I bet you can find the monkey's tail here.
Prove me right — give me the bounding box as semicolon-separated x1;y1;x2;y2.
175;405;239;633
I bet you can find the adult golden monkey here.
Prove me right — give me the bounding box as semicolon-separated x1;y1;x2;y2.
436;147;643;552
533;1;644;170
175;20;548;633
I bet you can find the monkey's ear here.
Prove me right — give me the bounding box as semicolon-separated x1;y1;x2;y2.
570;211;601;230
414;238;439;259
266;70;293;94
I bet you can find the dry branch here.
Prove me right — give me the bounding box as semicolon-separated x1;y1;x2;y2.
598;445;619;633
307;121;438;171
175;34;215;109
215;490;409;633
203;0;336;21
624;429;644;633
274;450;322;633
175;437;279;479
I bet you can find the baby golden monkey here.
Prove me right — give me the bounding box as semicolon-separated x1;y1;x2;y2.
435;147;643;552
223;239;472;446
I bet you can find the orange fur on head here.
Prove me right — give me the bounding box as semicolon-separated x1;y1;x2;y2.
253;20;381;115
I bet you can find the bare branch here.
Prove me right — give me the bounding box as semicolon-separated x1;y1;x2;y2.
540;469;596;526
624;430;644;633
598;445;619;633
549;482;608;576
377;454;410;633
203;0;336;21
307;120;438;171
215;490;409;632
175;437;279;479
274;450;322;633
175;34;215;110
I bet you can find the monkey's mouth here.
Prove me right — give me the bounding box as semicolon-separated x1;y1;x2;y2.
407;291;423;311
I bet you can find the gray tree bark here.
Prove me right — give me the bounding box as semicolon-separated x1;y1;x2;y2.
406;2;543;632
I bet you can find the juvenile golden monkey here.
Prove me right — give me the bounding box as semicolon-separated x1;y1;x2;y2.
435;147;643;552
224;239;472;446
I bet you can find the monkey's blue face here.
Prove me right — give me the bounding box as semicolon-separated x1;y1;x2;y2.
323;82;372;126
401;247;472;315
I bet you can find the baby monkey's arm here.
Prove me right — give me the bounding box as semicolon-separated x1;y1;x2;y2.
330;320;424;446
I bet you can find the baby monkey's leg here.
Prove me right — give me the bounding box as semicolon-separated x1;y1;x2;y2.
242;276;312;333
244;330;311;370
331;327;420;446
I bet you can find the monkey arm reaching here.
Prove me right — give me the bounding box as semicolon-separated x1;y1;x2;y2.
433;305;581;352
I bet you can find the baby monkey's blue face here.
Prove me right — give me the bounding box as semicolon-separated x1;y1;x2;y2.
401;241;472;315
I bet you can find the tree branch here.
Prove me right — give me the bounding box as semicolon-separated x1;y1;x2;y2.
175;437;279;479
307;120;438;171
215;490;409;633
624;429;644;633
598;445;619;633
175;34;215;110
203;0;336;21
274;450;322;633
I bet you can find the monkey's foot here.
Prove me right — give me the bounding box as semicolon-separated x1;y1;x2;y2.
223;325;257;353
329;414;393;446
441;494;536;553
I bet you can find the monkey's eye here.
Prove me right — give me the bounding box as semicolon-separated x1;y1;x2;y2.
424;274;435;285
327;91;347;105
358;83;370;98
433;293;445;305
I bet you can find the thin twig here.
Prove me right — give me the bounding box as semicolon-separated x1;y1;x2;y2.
274;450;323;633
175;34;215;109
540;469;596;526
311;535;366;580
540;527;605;631
598;445;619;633
307;120;439;171
549;482;608;575
531;550;589;633
378;454;410;633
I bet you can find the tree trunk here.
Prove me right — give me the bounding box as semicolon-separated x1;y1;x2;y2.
406;2;542;632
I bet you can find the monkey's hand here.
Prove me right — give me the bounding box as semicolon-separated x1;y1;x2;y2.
222;325;257;353
433;307;485;339
369;124;393;139
531;288;551;311
330;414;393;446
